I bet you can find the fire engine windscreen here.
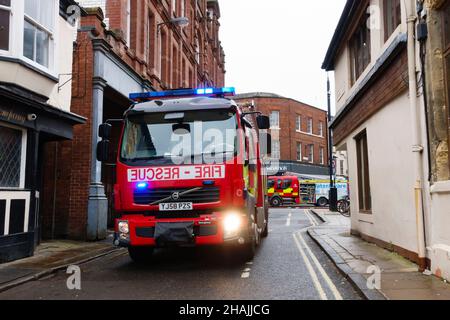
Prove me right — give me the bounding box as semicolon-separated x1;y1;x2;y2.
120;110;238;165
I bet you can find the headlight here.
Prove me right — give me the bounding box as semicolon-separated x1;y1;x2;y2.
223;213;242;239
118;221;129;234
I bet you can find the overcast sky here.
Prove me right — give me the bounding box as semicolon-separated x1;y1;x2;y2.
219;0;347;113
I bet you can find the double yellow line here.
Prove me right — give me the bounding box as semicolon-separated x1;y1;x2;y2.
292;210;343;300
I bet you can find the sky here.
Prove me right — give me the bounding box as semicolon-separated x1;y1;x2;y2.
219;0;347;113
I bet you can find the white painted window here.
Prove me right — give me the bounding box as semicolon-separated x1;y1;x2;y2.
320;147;325;165
296;142;302;161
308;144;314;163
23;0;55;68
319;121;324;137
270;111;280;129
172;0;177;16
0;123;27;189
0;0;11;52
307;118;313;134
195;36;200;64
296;115;301;132
125;0;131;45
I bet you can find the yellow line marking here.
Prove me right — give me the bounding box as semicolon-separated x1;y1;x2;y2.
292;233;328;300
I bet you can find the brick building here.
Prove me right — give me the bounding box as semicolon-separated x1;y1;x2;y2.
234;93;329;176
40;0;226;241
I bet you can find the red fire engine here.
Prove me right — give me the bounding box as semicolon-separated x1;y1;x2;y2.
96;87;272;262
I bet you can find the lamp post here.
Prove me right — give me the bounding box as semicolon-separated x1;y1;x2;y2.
157;17;190;36
327;74;338;212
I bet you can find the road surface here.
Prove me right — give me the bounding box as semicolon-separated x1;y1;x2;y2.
0;209;361;300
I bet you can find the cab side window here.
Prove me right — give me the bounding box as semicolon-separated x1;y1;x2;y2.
268;180;275;188
281;180;292;189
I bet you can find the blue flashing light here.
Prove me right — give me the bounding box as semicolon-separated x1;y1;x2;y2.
137;182;148;189
130;87;236;101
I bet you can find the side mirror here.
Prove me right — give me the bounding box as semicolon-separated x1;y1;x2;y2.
97;140;110;162
260;133;272;156
99;123;112;139
256;115;270;130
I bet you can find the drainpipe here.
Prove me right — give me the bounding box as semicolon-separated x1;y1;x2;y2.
406;0;427;271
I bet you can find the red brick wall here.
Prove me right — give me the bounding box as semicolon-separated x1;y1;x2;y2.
235;96;329;166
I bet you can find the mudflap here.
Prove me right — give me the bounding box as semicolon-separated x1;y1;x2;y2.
154;222;195;247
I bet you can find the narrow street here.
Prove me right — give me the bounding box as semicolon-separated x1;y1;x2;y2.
0;209;361;300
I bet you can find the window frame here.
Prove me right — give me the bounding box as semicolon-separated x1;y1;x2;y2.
355;130;372;213
0;0;12;54
0;122;27;190
296;115;301;132
272;140;280;159
307;118;313;134
307;144;314;163
270;111;280;129
349;8;372;85
22;0;57;70
383;0;401;42
319;147;325;165
296;142;302;161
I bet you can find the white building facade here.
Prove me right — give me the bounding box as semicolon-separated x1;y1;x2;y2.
323;0;450;280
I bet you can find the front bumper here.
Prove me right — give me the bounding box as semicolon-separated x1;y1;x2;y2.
114;213;249;248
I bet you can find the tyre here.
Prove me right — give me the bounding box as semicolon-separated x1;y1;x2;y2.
261;216;269;238
128;247;154;263
317;197;329;207
270;197;282;207
240;223;258;262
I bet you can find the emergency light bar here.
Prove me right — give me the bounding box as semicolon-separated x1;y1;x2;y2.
129;87;236;101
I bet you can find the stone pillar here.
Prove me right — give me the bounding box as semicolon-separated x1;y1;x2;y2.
87;76;108;241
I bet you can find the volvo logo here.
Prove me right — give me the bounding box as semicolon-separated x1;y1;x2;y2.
171;192;181;201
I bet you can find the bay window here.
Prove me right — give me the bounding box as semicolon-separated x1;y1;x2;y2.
0;0;11;51
23;0;54;68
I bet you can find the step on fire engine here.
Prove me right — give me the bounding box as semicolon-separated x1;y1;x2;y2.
96;87;272;263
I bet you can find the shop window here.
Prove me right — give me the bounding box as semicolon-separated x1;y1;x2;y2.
0;0;11;51
355;130;372;212
0;125;26;189
350;8;371;84
384;0;401;41
23;0;55;68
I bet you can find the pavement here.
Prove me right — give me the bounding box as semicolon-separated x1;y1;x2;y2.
308;209;450;300
0;233;119;293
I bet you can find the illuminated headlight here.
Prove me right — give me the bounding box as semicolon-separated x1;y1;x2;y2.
118;221;129;234
223;213;243;239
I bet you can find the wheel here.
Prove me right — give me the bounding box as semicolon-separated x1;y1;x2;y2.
128;247;154;263
317;197;329;207
261;213;269;238
240;223;258;261
337;200;351;217
270;197;282;207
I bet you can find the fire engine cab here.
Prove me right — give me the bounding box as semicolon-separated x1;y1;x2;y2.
96;87;272;262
